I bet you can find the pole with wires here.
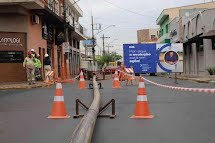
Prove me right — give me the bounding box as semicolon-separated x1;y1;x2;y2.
91;16;96;75
100;34;110;56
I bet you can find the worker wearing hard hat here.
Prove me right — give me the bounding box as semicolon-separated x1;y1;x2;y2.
31;49;36;58
44;54;51;78
34;54;42;81
23;51;35;85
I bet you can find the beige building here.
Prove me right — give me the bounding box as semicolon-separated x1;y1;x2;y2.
157;1;215;43
182;8;215;75
137;29;159;43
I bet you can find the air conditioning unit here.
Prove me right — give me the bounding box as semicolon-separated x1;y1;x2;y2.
32;15;40;25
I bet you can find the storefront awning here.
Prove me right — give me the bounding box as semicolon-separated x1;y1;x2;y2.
201;30;215;39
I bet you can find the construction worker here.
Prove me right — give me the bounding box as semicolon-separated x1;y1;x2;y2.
23;51;35;85
31;49;36;58
34;54;42;81
119;64;125;81
44;54;51;78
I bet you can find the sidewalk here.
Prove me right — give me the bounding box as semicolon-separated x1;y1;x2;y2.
159;74;215;84
0;82;50;90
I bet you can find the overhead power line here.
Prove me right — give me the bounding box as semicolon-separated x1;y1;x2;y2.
103;0;156;18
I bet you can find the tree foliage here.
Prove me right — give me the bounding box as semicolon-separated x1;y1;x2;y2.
96;51;122;68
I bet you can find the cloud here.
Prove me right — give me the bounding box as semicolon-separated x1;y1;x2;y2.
78;0;207;55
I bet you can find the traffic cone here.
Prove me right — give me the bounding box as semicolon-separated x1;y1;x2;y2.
79;70;86;89
112;70;121;89
131;77;154;119
48;80;70;119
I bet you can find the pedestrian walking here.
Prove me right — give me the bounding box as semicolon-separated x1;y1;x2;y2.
23;51;35;85
44;54;51;78
34;54;42;81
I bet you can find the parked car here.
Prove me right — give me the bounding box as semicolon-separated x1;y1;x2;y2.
104;62;117;74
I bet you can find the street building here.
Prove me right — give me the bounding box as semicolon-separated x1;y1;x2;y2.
137;29;159;43
182;8;215;75
157;1;215;76
0;0;86;82
156;1;215;43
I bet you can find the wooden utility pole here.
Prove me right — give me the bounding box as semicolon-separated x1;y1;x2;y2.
106;45;114;54
100;34;110;56
91;16;96;74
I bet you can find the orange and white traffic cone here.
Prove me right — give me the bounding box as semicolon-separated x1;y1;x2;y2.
131;77;154;119
79;70;86;89
48;80;70;119
112;70;121;89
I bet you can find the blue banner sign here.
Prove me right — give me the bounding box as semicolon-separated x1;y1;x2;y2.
83;39;97;47
123;43;183;73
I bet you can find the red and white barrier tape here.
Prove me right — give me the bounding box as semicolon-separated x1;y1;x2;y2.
118;70;215;93
142;76;215;94
72;74;81;81
118;70;134;77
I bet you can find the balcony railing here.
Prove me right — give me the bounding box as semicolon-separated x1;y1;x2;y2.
75;23;84;35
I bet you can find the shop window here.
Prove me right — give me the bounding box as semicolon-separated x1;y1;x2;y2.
212;38;215;50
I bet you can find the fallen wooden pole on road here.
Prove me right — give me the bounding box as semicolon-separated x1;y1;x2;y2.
69;76;101;143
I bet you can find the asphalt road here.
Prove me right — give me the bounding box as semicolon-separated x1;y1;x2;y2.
1;76;215;143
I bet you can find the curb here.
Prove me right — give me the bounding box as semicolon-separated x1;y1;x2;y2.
0;83;53;90
160;75;213;84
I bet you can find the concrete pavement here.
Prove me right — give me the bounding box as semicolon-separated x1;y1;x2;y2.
93;76;215;143
0;76;215;143
0;82;92;143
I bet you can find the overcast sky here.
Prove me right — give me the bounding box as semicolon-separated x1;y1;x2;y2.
78;0;210;55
